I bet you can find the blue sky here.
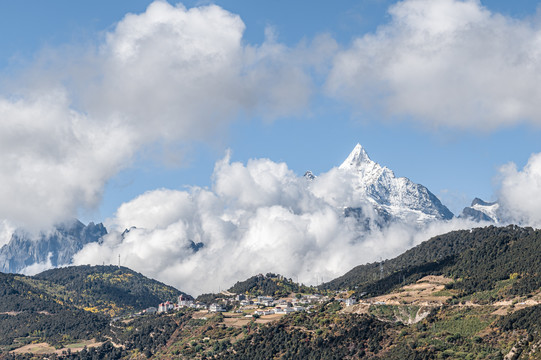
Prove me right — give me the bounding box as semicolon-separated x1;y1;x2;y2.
1;0;541;227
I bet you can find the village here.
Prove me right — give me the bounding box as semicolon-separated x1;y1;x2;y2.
145;291;358;320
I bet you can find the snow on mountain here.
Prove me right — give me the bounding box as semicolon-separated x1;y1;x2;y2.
459;198;501;223
303;170;316;181
336;144;453;226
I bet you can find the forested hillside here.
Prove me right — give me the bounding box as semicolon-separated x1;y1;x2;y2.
0;273;109;350
0;266;188;352
29;265;185;315
322;225;540;300
228;273;316;297
322;225;529;291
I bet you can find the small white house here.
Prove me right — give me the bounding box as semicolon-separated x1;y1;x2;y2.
209;303;225;312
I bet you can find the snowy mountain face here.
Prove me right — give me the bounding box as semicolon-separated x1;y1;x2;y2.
0;220;107;274
459;198;501;223
336;144;453;227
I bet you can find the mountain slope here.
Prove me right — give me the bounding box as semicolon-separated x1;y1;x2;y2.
0;219;107;274
338;144;453;227
28;265;186;316
0;272;110;349
321;225;534;294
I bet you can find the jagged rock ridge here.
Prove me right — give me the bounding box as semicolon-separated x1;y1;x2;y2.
0;219;107;274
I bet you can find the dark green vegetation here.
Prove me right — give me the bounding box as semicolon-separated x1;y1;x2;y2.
228;273;316;297
321;226;492;291
0;265;187;353
4;225;541;359
0;272;109;350
30;265;185;315
197;273;317;304
218;310;392;359
324;225;541;302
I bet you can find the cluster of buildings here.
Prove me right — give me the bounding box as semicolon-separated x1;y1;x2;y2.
142;294;208;314
144;292;357;317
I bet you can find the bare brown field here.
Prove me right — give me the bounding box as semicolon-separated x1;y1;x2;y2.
255;314;284;324
223;317;252;328
10;339;103;355
10;343;56;355
366;275;453;306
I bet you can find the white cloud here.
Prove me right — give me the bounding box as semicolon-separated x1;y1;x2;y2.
0;91;135;229
21;252;54;276
73;153;481;296
326;0;541;129
498;152;541;227
0;1;314;229
0;220;15;247
84;1;313;140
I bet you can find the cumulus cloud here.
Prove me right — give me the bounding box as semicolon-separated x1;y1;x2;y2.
326;0;541;129
498;152;541;227
0;92;135;229
86;2;312;138
73;153;480;296
0;1;314;229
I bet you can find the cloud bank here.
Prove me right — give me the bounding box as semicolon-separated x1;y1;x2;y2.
327;0;541;130
498;152;541;227
73;153;481;295
72;149;541;296
0;1;314;229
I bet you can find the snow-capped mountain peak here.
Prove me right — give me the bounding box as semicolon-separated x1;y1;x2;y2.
460;198;501;223
339;143;374;169
336;144;454;226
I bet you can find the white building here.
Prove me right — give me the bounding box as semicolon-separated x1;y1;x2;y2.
209;303;225;312
274;307;295;314
178;294;194;307
158;301;175;313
